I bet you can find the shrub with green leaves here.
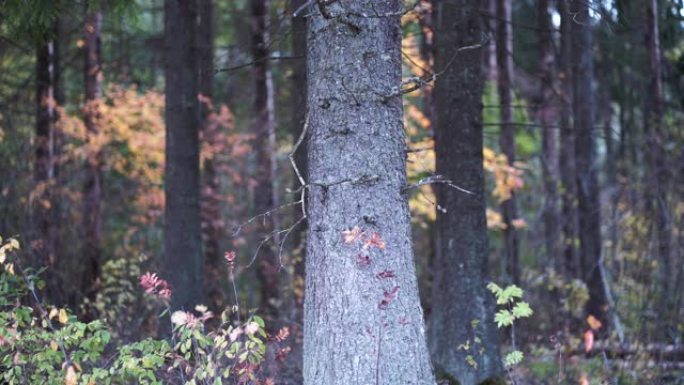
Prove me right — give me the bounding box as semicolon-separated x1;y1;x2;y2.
0;236;289;385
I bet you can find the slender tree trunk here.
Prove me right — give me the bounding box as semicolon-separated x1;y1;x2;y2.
570;0;608;325
34;27;59;271
430;1;504;383
163;0;203;312
197;0;221;265
644;0;672;326
35;21;63;303
304;2;436;384
558;0;579;278
418;0;435;124
538;0;561;268
278;2;308;381
290;0;307;324
197;0;224;310
250;0;280;321
484;0;498;82
82;4;104;303
496;0;520;284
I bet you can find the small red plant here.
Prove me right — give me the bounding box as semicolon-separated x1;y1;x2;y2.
139;272;172;300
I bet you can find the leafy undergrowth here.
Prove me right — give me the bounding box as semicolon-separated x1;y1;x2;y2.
0;236;290;385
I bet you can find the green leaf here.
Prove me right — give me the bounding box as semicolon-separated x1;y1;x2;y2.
511;301;533;319
486;282;503;297
494;310;514;328
503;285;524;299
252;315;265;328
497;285;524;304
504;351;524;367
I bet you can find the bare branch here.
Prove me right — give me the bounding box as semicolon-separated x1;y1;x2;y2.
403;174;474;195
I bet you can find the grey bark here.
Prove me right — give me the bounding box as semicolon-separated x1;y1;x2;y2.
558;0;579;278
250;0;280;320
304;1;435;384
538;0;561;268
495;0;520;284
569;0;608;325
82;5;103;303
163;0;203;312
430;1;504;384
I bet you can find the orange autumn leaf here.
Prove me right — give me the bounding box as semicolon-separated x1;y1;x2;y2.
587;314;602;331
363;232;386;250
579;372;589;385
583;329;594;353
65;365;77;385
342;226;363;244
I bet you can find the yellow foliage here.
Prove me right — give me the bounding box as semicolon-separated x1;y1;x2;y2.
58;85;166;226
483;147;525;202
486;209;507;230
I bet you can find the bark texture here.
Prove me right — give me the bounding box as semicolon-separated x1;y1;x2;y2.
34;28;59;272
82;6;103;302
198;0;222;267
250;0;280;320
570;0;608;324
644;0;672;319
538;0;561;267
304;1;435;384
163;0;203;312
495;0;520;284
558;0;579;278
430;1;503;384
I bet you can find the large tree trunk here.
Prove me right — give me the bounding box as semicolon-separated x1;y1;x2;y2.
558;0;579;278
430;1;503;384
163;0;203;312
495;0;520;284
304;2;435;384
570;0;608;325
82;5;103;303
644;0;672;328
538;0;561;268
250;0;280;321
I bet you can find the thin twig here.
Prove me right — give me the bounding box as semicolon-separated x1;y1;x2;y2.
403;174;474;195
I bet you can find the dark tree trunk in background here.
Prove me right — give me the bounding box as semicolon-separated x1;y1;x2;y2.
496;0;520;284
570;0;608;325
250;0;280;321
538;0;561;268
198;0;221;268
289;0;307;324
558;0;579;278
280;2;308;382
34;24;60;273
644;0;672;325
163;0;203;312
82;5;104;303
197;0;225;312
484;0;498;82
304;1;435;383
418;1;435;124
430;1;503;383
